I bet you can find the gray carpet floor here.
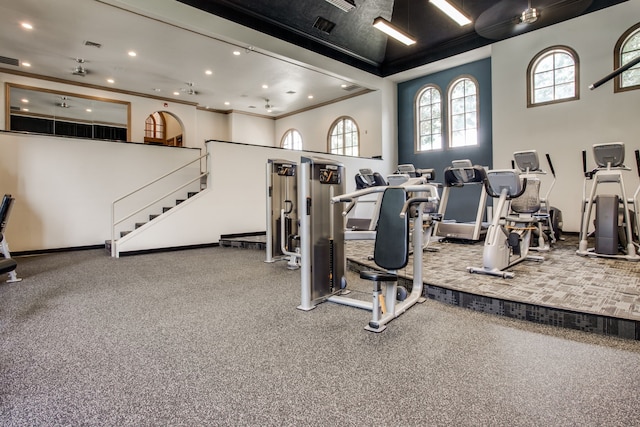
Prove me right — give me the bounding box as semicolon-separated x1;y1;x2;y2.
1;247;640;426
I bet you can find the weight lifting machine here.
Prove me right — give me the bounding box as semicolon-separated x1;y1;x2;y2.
297;156;440;332
265;159;300;269
0;194;21;283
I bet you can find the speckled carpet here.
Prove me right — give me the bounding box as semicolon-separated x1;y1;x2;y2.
1;247;640;426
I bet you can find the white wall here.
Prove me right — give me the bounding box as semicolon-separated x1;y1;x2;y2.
115;140;388;254
0;132;202;251
229;112;275;146
492;0;640;232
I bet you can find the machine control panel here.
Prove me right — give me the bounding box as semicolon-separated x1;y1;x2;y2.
318;165;341;184
276;163;296;176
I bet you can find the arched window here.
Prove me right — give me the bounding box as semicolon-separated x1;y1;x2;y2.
614;23;640;92
281;129;303;150
448;77;478;147
144;112;165;141
527;46;579;106
328;116;359;156
416;85;442;152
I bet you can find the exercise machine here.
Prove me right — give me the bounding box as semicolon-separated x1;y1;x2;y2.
435;159;488;242
265;159;299;269
0;194;21;283
577;143;640;261
387;164;435;186
512;150;562;250
468;170;544;278
297;156;440;332
344;168;387;232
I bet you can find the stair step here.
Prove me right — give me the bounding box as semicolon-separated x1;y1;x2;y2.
149;214;160;221
176;199;185;205
135;222;146;229
163;207;172;213
188;191;198;198
120;230;132;237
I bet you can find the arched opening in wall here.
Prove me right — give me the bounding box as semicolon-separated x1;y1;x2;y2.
144;111;184;147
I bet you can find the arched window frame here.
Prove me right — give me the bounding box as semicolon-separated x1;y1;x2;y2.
144;112;165;142
327;116;359;156
281;128;303;150
527;45;580;107
415;84;443;152
614;22;640;93
447;76;479;148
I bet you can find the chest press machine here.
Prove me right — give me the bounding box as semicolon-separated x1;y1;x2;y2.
296;156;440;332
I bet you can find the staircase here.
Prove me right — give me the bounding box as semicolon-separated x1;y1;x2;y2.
108;153;208;257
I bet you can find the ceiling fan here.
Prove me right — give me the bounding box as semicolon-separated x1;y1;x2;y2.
180;82;199;95
474;0;594;40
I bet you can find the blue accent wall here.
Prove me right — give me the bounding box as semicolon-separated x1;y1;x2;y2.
397;57;492;222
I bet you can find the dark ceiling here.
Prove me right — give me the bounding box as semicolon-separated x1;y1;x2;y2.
177;0;627;76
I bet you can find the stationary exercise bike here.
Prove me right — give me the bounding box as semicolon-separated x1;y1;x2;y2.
577;142;640;261
468;170;544;278
512;150;562;251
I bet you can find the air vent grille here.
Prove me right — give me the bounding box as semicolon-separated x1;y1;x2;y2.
313;16;336;34
84;40;102;48
324;0;356;12
0;56;20;66
342;84;360;92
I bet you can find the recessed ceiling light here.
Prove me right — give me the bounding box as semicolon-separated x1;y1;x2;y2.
22;108;29;112
262;84;269;89
173;91;180;96
308;95;314;99
86;109;92;112
153;88;161;92
205;70;213;75
21;22;33;30
21;98;28;103
107;78;115;84
341;84;348;88
224;101;230;106
21;62;31;67
128;51;137;57
233;51;241;56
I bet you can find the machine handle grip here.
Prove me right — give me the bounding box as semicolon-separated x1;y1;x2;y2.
283;200;293;215
546;153;556;177
635;150;640;178
399;197;437;218
511;160;515;170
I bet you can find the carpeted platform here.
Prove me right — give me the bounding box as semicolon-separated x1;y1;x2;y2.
222;232;640;340
346;234;640;340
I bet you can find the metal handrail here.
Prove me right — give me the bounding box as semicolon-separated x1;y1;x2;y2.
111;152;209;257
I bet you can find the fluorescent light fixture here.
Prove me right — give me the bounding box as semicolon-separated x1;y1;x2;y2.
373;17;416;46
429;0;471;26
324;0;356;12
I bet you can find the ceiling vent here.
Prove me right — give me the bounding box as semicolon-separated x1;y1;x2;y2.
324;0;356;12
313;16;336;34
0;55;20;67
84;40;102;48
342;84;360;91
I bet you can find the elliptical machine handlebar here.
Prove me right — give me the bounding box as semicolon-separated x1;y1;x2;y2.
546;153;556;177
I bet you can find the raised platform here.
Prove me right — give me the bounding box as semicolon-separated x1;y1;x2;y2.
221;232;640;340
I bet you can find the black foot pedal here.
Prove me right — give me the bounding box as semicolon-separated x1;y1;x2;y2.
508;232;521;256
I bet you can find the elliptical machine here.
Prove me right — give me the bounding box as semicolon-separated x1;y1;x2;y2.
577;143;640;261
467;170;544;278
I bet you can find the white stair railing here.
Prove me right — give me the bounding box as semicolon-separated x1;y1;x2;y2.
111;152;209;257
